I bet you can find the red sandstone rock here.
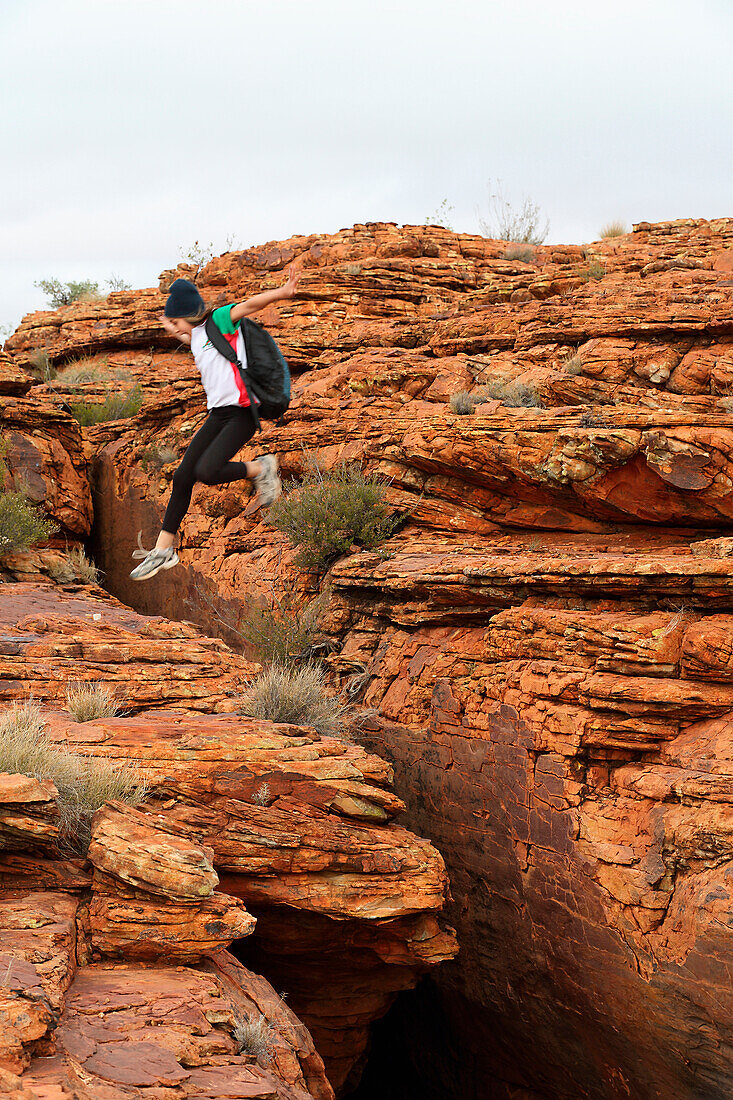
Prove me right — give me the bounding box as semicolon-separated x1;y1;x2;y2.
10;218;733;1096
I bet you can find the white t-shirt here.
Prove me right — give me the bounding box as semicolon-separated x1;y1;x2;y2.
190;305;251;409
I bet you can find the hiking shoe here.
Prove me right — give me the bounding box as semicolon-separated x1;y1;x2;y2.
253;454;282;507
130;545;179;581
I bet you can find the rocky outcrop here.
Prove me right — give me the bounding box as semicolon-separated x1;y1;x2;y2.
8;217;733;1097
0;578;455;1095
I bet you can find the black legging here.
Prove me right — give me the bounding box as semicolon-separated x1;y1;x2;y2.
162;405;258;534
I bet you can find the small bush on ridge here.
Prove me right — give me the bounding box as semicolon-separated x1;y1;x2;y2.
581;258;605;282
70;384;143;426
65;682;120;722
0;699;146;854
35;279;101;308
478;178;549;244
269;462;397;571
238;663;347;738
0;493;54;556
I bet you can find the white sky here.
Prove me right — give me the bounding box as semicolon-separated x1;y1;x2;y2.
2;0;732;334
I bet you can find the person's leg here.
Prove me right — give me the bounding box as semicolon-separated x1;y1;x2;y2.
155;413;224;546
193;407;260;486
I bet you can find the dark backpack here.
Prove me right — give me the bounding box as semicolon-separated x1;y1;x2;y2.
204;313;291;430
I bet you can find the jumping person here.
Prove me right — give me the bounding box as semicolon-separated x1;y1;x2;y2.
130;267;300;581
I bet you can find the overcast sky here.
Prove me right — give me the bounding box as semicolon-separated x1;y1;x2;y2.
2;0;732;335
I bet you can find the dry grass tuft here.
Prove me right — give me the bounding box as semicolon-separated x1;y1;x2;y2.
564;353;584;376
233;1013;275;1064
449;391;476;415
27;349;56;383
600;221;627;239
504;243;537;262
48;548;100;585
0;699;146;853
56;357;107;391
65;682;120;722
238;663;347;738
475;380;543;409
140;444;178;471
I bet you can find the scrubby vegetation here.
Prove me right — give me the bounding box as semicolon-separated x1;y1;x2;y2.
600;221;627;238
449;391;476;415
0;492;54;556
474;381;543;409
140;443;177;471
504;243;537;262
479;179;549;244
233;1013;275;1064
269;462;398;570
564;353;585;376
252;782;271;806
65;682;120;722
238;663;347;738
240;591;326;665
581;257;606;282
35;279;101;308
27;348;56;383
56;357;107;391
0;699;145;853
70;384;143;426
48;548;100;585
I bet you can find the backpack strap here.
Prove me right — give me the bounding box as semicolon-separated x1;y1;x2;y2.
204;314;261;432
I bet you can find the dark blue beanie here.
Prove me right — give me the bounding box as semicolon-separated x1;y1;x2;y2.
164;278;205;318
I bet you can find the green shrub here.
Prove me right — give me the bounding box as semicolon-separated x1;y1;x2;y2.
48;548;100;585
70;384;143;426
449;391;476;415
27;349;56;383
233;1013;275;1064
239;662;347;738
269;462;397;570
0;699;146;854
0;493;54;556
240;592;325;665
600;221;626;239
65;682;120;722
35;279;101;308
475;380;543;409
504;244;537;262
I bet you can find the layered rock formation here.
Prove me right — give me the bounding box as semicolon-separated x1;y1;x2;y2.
0;577;455;1096
6;216;733;1097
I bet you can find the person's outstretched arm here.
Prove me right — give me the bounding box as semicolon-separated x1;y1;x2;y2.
229;265;301;322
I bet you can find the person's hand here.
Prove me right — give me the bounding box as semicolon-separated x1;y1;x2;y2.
282;265;302;298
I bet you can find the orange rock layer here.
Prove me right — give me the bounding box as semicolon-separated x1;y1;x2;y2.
6;217;733;1097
